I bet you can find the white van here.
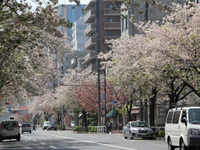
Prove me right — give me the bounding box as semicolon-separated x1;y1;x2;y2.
165;106;200;150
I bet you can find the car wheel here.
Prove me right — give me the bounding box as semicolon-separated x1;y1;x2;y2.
168;138;175;150
17;134;20;141
0;135;2;142
129;132;133;139
22;132;23;134
124;132;127;139
180;139;187;150
30;131;31;133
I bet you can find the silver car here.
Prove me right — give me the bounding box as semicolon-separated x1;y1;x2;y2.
123;121;154;139
22;123;32;134
0;119;20;142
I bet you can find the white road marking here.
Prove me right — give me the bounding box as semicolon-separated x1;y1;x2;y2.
50;146;57;149
28;138;31;140
40;142;45;145
51;134;137;150
33;140;37;142
148;143;166;147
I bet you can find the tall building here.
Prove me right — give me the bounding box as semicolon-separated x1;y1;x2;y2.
56;4;87;40
82;0;121;75
72;17;89;51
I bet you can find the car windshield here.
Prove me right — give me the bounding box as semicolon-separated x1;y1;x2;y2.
131;122;149;127
3;121;17;128
23;124;30;127
189;109;200;124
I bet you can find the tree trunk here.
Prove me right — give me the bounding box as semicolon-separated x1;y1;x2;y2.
149;88;157;126
126;92;134;121
82;110;87;130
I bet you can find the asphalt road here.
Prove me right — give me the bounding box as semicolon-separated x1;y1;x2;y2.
0;128;169;150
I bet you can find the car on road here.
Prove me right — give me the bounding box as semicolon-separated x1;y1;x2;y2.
22;123;32;134
43;121;50;130
70;121;74;128
47;123;57;131
165;106;200;150
0;118;20;142
123;121;154;139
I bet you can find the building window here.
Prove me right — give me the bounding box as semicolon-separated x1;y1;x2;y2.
107;4;113;8
118;18;121;22
66;66;69;70
66;57;68;61
107;32;113;36
118;32;121;36
107;18;113;22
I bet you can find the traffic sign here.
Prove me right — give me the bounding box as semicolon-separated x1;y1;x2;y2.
8;107;11;112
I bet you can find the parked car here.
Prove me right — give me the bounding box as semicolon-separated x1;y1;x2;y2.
165;106;200;150
47;123;57;131
70;121;74;128
123;121;154;139
22;123;32;134
0;118;20;142
42;121;50;130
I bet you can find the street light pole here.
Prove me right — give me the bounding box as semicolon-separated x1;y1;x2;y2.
104;68;106;126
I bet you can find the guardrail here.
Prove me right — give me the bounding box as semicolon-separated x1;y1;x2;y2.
97;126;106;133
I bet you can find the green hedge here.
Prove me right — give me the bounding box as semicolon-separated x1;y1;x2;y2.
155;130;165;137
73;126;97;132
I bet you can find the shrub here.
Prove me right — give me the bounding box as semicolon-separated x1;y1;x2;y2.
158;130;165;137
57;124;61;130
73;126;83;132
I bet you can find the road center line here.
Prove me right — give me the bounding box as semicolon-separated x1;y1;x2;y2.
50;146;57;149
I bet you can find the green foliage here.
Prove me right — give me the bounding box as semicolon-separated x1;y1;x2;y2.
88;117;96;126
88;126;97;132
57;124;61;130
73;126;84;132
42;120;45;125
155;130;165;137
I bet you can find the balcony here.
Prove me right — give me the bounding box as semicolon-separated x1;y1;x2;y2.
84;9;95;23
85;23;95;36
103;8;121;16
85;0;96;10
81;65;96;75
104;22;121;30
82;51;96;65
104;36;120;43
85;37;96;50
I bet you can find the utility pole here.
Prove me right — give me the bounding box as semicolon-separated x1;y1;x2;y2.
104;69;106;126
95;0;101;126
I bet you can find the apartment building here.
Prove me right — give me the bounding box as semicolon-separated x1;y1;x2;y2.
82;0;121;75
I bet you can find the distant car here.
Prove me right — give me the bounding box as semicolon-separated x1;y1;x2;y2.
70;121;74;128
47;123;57;131
42;121;50;130
0;118;20;142
123;121;154;139
22;123;32;134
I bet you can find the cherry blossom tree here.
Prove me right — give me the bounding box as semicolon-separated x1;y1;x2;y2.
0;0;73;107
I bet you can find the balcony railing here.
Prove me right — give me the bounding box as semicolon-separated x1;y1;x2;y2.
82;51;96;65
85;23;95;36
85;37;96;50
81;65;96;75
104;22;121;30
103;8;121;16
84;9;95;23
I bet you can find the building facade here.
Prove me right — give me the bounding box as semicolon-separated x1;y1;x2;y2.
82;0;121;75
72;17;89;51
